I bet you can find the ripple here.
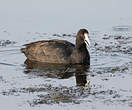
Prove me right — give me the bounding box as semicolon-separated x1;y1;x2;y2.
112;25;132;31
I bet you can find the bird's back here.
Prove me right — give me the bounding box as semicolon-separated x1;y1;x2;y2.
21;40;75;63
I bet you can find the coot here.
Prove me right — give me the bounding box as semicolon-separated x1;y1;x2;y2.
21;29;90;65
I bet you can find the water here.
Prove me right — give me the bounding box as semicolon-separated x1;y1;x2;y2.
0;0;132;110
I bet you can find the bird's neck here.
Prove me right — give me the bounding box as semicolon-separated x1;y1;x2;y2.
76;43;87;52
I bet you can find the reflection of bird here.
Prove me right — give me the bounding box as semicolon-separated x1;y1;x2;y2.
21;29;90;65
24;59;75;79
24;59;90;86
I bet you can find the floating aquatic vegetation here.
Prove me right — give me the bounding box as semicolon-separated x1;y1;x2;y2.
0;40;16;46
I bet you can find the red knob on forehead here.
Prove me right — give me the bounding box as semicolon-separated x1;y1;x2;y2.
84;32;88;34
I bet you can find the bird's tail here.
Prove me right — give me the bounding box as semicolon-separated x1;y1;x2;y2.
21;48;27;54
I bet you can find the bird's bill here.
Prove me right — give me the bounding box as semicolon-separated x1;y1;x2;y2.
84;33;90;47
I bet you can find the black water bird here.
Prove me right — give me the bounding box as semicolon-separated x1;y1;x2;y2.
21;29;90;65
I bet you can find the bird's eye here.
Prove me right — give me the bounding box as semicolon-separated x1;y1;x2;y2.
81;34;84;38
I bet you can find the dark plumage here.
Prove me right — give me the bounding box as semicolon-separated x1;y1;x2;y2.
21;29;90;65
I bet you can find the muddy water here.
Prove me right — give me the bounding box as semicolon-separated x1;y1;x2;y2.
0;28;132;110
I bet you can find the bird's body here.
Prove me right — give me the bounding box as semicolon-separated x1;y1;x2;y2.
21;29;90;65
